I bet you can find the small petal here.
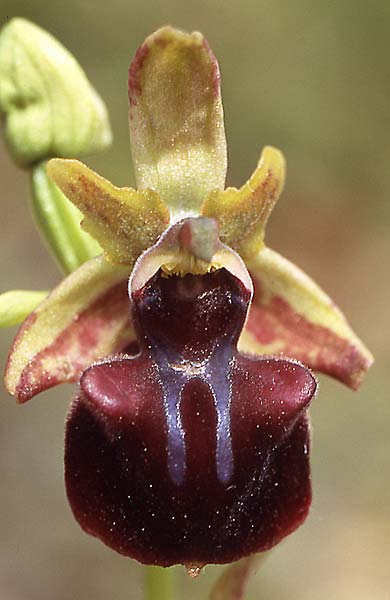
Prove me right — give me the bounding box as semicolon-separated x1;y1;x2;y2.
0;290;47;327
202;146;285;258
241;247;373;389
210;554;269;600
47;159;170;265
31;161;102;274
0;18;111;166
128;26;227;218
5;256;133;402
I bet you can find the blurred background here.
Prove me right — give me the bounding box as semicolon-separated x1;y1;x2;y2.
0;1;388;599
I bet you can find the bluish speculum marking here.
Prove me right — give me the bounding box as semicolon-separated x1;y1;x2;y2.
68;264;316;565
132;269;250;486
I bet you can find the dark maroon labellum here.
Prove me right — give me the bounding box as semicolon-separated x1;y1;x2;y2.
65;268;316;567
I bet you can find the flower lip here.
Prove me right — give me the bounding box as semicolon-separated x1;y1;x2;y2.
132;267;251;363
68;261;317;566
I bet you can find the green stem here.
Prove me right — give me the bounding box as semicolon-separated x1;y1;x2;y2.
144;566;175;600
30;161;102;274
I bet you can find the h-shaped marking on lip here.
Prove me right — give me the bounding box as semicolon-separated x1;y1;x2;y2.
151;344;234;487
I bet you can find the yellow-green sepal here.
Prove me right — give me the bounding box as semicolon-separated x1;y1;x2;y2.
241;247;373;389
128;26;227;219
5;256;134;402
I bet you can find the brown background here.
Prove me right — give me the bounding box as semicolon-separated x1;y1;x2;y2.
0;1;388;598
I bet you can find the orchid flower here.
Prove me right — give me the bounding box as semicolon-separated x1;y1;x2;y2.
1;19;372;592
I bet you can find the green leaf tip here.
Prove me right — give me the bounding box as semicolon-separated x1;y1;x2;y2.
0;290;48;327
0;18;112;166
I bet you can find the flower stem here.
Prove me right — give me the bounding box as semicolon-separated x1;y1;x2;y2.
30;161;102;274
144;566;175;600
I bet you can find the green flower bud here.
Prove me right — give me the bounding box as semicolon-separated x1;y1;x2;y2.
0;18;112;166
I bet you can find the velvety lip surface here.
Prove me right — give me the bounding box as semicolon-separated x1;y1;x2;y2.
65;269;316;567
